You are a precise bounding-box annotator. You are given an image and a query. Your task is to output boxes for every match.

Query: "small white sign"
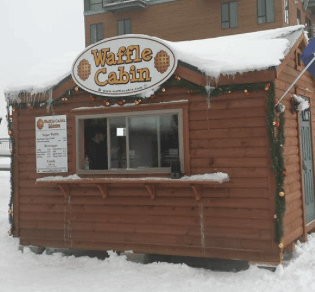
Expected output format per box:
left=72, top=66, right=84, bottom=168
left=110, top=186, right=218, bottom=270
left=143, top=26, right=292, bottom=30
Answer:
left=71, top=34, right=178, bottom=97
left=117, top=128, right=126, bottom=136
left=35, top=115, right=68, bottom=173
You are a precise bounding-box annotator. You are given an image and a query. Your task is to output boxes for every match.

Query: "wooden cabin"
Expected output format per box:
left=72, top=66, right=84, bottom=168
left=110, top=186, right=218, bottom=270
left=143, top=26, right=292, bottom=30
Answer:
left=5, top=25, right=315, bottom=265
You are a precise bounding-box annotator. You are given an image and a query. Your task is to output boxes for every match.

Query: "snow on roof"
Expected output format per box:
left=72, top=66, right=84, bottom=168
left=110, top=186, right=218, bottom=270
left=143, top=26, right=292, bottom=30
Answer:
left=167, top=25, right=304, bottom=78
left=4, top=51, right=80, bottom=103
left=4, top=25, right=305, bottom=102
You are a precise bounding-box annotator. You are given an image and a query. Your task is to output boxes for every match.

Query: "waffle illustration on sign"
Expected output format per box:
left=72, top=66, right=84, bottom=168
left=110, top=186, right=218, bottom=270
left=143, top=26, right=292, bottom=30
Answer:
left=77, top=59, right=91, bottom=81
left=37, top=119, right=44, bottom=130
left=154, top=50, right=170, bottom=74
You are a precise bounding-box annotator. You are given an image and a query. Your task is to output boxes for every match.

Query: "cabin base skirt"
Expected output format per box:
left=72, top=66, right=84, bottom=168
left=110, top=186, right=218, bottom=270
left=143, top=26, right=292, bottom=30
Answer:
left=19, top=237, right=282, bottom=265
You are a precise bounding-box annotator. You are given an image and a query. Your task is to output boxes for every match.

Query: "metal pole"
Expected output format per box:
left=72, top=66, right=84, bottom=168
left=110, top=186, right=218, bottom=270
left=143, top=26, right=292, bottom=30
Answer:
left=276, top=53, right=315, bottom=106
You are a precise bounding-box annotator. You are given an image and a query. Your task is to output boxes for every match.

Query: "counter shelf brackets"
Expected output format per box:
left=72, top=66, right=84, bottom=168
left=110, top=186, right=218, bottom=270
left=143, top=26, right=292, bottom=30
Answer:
left=36, top=178, right=228, bottom=201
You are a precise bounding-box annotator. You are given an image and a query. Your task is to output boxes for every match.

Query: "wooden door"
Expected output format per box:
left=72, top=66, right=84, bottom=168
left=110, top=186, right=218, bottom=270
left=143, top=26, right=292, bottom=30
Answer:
left=300, top=104, right=315, bottom=224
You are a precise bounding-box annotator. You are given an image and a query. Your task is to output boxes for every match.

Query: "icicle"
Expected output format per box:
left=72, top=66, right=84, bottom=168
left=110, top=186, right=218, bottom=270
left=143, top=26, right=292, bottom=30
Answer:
left=46, top=88, right=54, bottom=113
left=205, top=75, right=215, bottom=108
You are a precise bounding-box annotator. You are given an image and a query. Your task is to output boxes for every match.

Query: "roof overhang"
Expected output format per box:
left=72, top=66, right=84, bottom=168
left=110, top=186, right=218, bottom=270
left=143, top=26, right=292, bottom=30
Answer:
left=175, top=61, right=277, bottom=88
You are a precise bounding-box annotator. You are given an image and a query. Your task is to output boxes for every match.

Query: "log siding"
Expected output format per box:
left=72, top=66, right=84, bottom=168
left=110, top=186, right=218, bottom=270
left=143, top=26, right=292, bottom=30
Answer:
left=14, top=85, right=281, bottom=263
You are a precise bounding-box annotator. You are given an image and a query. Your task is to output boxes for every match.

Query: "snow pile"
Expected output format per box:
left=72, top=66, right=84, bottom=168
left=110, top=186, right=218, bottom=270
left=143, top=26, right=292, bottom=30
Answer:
left=277, top=102, right=286, bottom=113
left=292, top=94, right=310, bottom=111
left=37, top=174, right=81, bottom=181
left=180, top=172, right=229, bottom=183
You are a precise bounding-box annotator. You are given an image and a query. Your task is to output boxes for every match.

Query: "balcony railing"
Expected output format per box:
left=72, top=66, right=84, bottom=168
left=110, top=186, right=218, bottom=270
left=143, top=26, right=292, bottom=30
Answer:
left=103, top=0, right=147, bottom=13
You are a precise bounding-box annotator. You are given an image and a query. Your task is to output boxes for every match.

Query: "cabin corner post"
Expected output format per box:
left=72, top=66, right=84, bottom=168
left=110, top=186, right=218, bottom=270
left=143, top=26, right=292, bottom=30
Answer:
left=183, top=108, right=191, bottom=175
left=11, top=107, right=20, bottom=237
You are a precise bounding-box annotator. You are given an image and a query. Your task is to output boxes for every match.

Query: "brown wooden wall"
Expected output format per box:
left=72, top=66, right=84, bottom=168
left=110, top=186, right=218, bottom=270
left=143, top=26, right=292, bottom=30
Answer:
left=275, top=37, right=315, bottom=246
left=12, top=81, right=284, bottom=263
left=84, top=0, right=315, bottom=46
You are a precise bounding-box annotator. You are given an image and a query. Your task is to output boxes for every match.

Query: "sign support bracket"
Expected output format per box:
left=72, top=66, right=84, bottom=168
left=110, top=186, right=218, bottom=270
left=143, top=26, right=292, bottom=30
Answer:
left=276, top=53, right=315, bottom=106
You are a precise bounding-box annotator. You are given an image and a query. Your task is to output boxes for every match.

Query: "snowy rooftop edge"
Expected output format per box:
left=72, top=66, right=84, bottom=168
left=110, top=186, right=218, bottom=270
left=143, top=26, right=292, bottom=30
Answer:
left=4, top=25, right=305, bottom=99
left=36, top=173, right=230, bottom=183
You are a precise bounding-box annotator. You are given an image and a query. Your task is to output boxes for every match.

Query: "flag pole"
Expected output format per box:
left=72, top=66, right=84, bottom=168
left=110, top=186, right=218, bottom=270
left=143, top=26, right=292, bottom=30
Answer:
left=276, top=53, right=315, bottom=106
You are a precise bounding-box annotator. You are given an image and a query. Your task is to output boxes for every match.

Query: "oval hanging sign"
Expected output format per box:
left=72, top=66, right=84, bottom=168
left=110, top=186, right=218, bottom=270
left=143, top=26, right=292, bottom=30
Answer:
left=71, top=35, right=178, bottom=97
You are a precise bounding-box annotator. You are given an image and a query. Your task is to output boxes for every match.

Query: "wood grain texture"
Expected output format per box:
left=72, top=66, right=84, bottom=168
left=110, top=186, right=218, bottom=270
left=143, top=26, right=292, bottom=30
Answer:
left=11, top=62, right=290, bottom=263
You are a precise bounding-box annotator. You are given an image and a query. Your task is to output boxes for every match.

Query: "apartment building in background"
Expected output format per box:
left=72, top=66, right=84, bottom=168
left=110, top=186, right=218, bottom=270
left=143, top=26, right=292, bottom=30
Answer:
left=84, top=0, right=315, bottom=46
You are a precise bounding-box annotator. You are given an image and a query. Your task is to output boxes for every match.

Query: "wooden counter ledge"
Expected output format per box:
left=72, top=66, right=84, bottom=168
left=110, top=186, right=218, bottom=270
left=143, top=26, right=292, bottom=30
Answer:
left=36, top=176, right=229, bottom=202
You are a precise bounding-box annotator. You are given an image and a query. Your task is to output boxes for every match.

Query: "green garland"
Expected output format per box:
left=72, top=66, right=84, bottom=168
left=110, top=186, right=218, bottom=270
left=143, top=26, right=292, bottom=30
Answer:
left=7, top=78, right=285, bottom=244
left=7, top=75, right=208, bottom=109
left=266, top=82, right=286, bottom=244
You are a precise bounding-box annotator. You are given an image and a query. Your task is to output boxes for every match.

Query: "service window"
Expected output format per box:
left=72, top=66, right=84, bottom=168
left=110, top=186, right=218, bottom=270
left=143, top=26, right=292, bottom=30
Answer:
left=76, top=109, right=184, bottom=174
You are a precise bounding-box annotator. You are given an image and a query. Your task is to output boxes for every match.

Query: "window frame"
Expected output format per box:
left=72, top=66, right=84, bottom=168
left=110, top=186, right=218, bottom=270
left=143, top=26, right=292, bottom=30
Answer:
left=221, top=2, right=238, bottom=29
left=257, top=0, right=275, bottom=24
left=284, top=0, right=289, bottom=24
left=306, top=17, right=313, bottom=39
left=295, top=49, right=303, bottom=71
left=75, top=108, right=185, bottom=175
left=117, top=19, right=132, bottom=36
left=90, top=23, right=103, bottom=44
left=86, top=0, right=103, bottom=11
left=297, top=9, right=301, bottom=25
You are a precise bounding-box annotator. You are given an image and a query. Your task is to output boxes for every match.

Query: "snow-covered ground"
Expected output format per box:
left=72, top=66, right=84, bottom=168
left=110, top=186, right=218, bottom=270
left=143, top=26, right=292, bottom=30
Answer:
left=0, top=171, right=315, bottom=292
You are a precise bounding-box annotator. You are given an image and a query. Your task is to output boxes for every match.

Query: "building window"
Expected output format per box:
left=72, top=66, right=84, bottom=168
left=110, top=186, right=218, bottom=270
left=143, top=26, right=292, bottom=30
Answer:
left=85, top=0, right=103, bottom=11
left=221, top=2, right=238, bottom=29
left=306, top=17, right=313, bottom=39
left=297, top=53, right=301, bottom=67
left=297, top=9, right=301, bottom=25
left=118, top=19, right=131, bottom=35
left=284, top=0, right=289, bottom=24
left=257, top=0, right=275, bottom=24
left=90, top=23, right=103, bottom=44
left=76, top=109, right=183, bottom=173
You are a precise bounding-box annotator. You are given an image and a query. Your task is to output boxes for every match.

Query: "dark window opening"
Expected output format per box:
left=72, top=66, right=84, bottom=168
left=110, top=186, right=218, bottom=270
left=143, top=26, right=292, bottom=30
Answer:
left=296, top=52, right=301, bottom=67
left=306, top=17, right=313, bottom=39
left=85, top=0, right=103, bottom=11
left=84, top=118, right=108, bottom=170
left=90, top=23, right=103, bottom=44
left=221, top=2, right=238, bottom=29
left=118, top=19, right=131, bottom=35
left=284, top=0, right=289, bottom=24
left=297, top=9, right=301, bottom=25
left=257, top=0, right=274, bottom=24
left=82, top=114, right=179, bottom=171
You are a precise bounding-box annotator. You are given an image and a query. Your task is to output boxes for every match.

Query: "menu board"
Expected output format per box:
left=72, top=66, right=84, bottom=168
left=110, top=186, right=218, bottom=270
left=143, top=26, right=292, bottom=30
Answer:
left=35, top=115, right=68, bottom=173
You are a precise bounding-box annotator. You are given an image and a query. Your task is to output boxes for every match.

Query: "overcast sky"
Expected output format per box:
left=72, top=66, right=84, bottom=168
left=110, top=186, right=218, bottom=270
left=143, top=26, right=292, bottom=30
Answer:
left=0, top=0, right=85, bottom=136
